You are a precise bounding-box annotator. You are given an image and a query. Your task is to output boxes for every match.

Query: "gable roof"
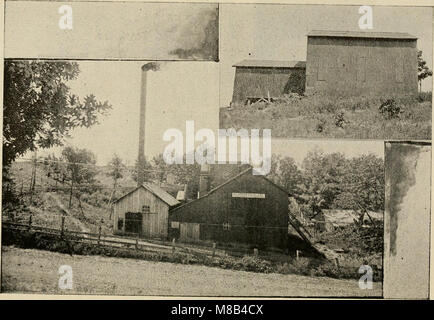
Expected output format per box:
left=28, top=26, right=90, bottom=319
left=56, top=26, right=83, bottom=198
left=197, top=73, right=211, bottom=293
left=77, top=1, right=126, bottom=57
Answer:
left=233, top=60, right=306, bottom=69
left=170, top=166, right=289, bottom=213
left=113, top=183, right=180, bottom=207
left=307, top=30, right=417, bottom=40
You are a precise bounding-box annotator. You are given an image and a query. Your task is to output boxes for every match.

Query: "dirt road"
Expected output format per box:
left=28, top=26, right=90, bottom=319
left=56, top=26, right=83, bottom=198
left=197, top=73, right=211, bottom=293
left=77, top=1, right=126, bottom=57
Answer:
left=1, top=246, right=382, bottom=297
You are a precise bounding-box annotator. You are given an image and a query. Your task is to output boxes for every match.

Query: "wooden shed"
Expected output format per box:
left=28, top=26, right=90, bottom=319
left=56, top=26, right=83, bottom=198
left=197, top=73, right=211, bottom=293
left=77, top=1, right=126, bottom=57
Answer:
left=231, top=60, right=306, bottom=104
left=169, top=167, right=289, bottom=250
left=113, top=183, right=180, bottom=239
left=305, top=30, right=418, bottom=96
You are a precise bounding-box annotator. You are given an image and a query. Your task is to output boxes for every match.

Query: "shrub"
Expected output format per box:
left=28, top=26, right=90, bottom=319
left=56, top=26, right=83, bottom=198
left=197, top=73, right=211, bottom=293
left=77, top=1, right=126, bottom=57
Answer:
left=334, top=111, right=347, bottom=128
left=315, top=118, right=327, bottom=133
left=379, top=99, right=402, bottom=119
left=418, top=91, right=432, bottom=103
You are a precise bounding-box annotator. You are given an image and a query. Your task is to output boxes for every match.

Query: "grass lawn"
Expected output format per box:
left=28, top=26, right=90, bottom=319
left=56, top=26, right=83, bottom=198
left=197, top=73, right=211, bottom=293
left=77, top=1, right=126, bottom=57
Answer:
left=1, top=246, right=382, bottom=297
left=220, top=94, right=432, bottom=139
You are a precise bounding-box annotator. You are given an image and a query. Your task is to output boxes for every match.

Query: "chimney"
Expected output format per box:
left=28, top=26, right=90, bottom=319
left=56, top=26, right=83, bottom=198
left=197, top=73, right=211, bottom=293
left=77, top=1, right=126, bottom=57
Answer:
left=137, top=62, right=160, bottom=187
left=198, top=164, right=211, bottom=198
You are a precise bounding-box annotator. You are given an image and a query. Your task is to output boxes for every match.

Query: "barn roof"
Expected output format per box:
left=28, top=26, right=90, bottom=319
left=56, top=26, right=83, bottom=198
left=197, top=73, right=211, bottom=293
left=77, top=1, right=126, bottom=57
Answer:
left=233, top=60, right=306, bottom=69
left=170, top=167, right=289, bottom=213
left=113, top=183, right=180, bottom=207
left=307, top=30, right=417, bottom=40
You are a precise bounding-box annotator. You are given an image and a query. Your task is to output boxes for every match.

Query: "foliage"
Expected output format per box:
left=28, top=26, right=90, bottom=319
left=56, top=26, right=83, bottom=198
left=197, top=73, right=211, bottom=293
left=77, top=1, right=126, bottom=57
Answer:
left=3, top=227, right=381, bottom=281
left=61, top=146, right=99, bottom=208
left=131, top=157, right=154, bottom=183
left=3, top=60, right=111, bottom=167
left=379, top=99, right=402, bottom=119
left=220, top=93, right=431, bottom=140
left=418, top=50, right=433, bottom=92
left=267, top=154, right=303, bottom=195
left=106, top=154, right=125, bottom=201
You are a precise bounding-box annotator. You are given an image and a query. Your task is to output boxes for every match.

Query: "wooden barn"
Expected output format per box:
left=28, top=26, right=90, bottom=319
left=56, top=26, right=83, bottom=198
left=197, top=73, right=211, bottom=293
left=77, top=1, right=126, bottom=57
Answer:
left=305, top=30, right=418, bottom=96
left=169, top=166, right=289, bottom=250
left=231, top=60, right=306, bottom=104
left=113, top=183, right=180, bottom=239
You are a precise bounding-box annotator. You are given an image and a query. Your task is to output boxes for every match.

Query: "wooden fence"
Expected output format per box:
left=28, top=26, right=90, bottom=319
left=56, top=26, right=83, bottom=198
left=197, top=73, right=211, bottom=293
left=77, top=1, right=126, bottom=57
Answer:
left=2, top=221, right=227, bottom=258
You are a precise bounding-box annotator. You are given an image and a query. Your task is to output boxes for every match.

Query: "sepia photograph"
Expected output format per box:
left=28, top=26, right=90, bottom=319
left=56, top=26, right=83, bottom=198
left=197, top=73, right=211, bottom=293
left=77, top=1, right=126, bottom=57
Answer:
left=0, top=0, right=432, bottom=304
left=219, top=4, right=433, bottom=140
left=2, top=58, right=385, bottom=297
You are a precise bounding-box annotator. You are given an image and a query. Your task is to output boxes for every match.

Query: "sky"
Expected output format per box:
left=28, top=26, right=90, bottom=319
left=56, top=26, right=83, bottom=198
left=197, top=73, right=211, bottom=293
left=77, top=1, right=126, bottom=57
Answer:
left=220, top=4, right=433, bottom=107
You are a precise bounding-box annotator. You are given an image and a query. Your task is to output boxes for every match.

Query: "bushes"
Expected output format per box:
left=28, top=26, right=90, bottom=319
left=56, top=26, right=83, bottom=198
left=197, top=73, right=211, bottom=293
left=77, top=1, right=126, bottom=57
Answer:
left=3, top=227, right=381, bottom=281
left=418, top=91, right=432, bottom=102
left=379, top=99, right=402, bottom=119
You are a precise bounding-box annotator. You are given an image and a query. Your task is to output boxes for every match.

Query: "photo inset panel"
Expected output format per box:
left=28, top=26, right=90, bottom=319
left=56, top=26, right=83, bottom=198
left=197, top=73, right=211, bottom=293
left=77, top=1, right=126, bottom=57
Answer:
left=384, top=141, right=431, bottom=299
left=5, top=1, right=218, bottom=61
left=219, top=4, right=432, bottom=140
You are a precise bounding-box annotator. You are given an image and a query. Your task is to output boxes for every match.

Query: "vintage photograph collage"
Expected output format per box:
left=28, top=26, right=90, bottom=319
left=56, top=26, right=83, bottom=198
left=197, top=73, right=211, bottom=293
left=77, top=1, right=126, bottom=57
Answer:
left=0, top=1, right=432, bottom=299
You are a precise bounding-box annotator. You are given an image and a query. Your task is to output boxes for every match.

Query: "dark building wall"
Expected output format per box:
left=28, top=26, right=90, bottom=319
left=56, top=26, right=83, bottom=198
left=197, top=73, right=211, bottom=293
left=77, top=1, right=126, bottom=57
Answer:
left=232, top=67, right=306, bottom=103
left=170, top=172, right=289, bottom=249
left=305, top=37, right=418, bottom=96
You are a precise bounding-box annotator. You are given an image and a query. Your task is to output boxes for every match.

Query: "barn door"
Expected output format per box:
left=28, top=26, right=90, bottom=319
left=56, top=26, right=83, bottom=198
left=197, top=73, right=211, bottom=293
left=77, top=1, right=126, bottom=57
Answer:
left=179, top=222, right=200, bottom=242
left=125, top=212, right=142, bottom=235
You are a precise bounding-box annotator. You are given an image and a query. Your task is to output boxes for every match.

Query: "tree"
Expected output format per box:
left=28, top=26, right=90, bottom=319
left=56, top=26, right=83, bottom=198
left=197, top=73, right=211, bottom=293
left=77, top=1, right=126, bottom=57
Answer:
left=418, top=50, right=433, bottom=93
left=333, top=154, right=384, bottom=213
left=61, top=147, right=98, bottom=209
left=107, top=154, right=125, bottom=201
left=301, top=149, right=347, bottom=211
left=3, top=61, right=111, bottom=167
left=131, top=157, right=154, bottom=184
left=267, top=154, right=303, bottom=195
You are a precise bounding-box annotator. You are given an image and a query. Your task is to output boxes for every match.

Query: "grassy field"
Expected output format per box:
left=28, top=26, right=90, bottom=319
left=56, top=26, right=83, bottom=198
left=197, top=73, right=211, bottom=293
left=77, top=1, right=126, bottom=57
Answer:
left=1, top=246, right=382, bottom=297
left=220, top=93, right=432, bottom=139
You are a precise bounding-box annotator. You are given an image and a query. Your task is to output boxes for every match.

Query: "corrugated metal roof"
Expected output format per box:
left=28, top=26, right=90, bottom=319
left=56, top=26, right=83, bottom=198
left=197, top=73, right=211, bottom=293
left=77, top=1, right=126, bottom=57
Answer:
left=233, top=60, right=306, bottom=68
left=143, top=183, right=180, bottom=207
left=307, top=30, right=417, bottom=40
left=113, top=183, right=180, bottom=207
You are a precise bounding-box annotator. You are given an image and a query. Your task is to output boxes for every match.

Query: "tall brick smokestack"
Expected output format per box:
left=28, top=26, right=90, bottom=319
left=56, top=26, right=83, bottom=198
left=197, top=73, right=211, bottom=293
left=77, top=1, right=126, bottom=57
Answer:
left=137, top=62, right=160, bottom=186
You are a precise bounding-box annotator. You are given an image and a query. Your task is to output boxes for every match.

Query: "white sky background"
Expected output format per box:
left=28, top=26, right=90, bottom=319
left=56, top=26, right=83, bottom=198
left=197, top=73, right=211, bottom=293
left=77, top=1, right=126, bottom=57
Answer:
left=220, top=4, right=433, bottom=107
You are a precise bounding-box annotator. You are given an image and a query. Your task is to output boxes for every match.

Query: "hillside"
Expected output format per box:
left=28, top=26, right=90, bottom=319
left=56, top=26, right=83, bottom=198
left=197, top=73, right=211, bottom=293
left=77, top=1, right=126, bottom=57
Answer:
left=4, top=160, right=139, bottom=234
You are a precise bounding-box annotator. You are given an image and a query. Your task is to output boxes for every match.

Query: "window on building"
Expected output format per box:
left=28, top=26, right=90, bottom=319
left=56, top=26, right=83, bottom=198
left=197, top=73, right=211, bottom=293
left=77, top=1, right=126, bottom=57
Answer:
left=223, top=222, right=231, bottom=231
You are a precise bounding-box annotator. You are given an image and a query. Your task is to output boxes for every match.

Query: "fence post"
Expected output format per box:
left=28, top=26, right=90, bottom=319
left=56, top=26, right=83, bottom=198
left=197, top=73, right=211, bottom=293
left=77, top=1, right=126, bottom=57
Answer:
left=97, top=225, right=102, bottom=246
left=135, top=236, right=139, bottom=251
left=28, top=214, right=32, bottom=230
left=61, top=215, right=65, bottom=236
left=172, top=238, right=176, bottom=253
left=212, top=242, right=216, bottom=257
left=296, top=250, right=300, bottom=260
left=253, top=248, right=258, bottom=257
